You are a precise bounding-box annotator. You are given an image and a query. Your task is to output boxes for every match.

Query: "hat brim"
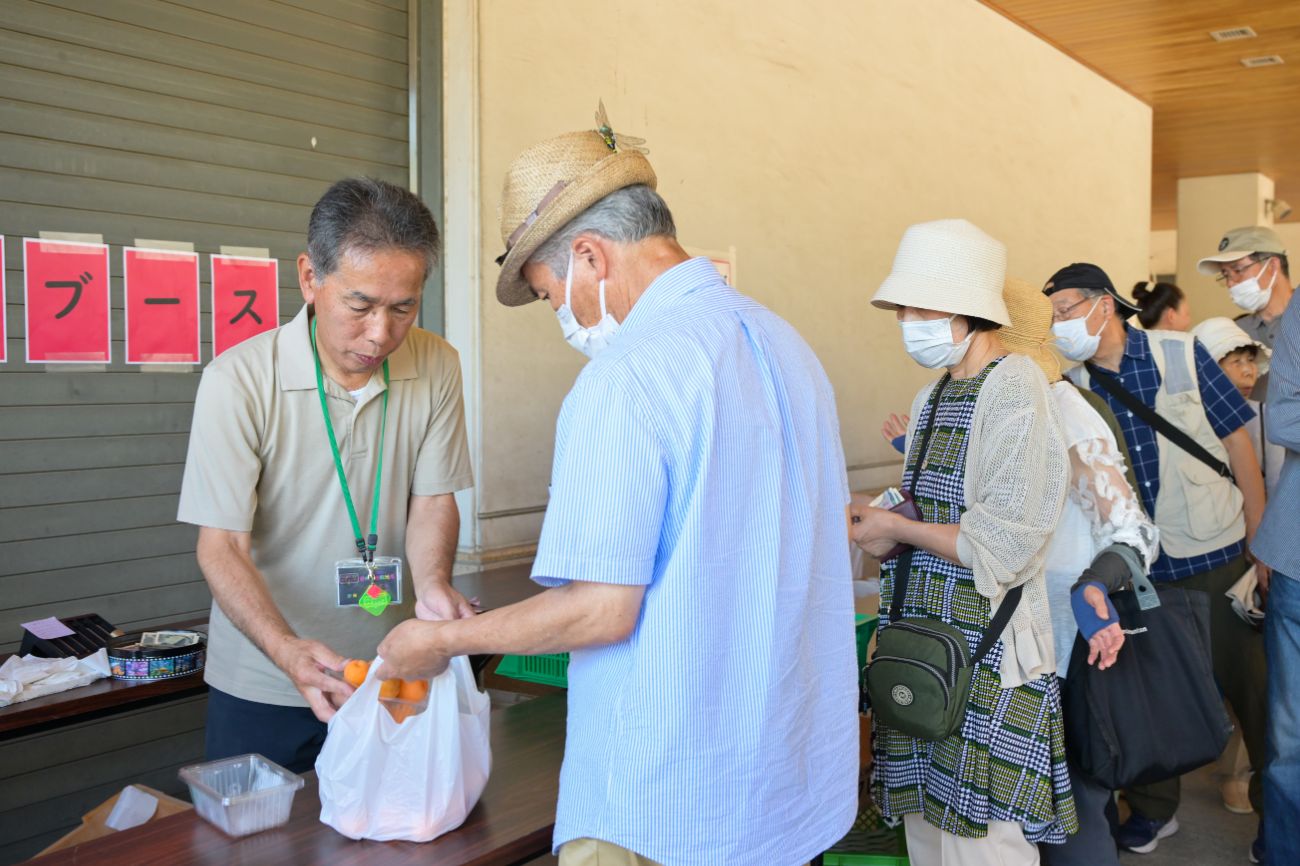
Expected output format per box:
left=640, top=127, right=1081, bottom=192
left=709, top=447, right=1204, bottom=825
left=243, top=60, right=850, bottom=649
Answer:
left=494, top=152, right=657, bottom=307
left=871, top=273, right=1012, bottom=326
left=1197, top=250, right=1258, bottom=276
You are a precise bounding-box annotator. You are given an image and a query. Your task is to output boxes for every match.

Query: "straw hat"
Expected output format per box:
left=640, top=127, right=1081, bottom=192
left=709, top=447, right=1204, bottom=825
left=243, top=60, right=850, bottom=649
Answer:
left=494, top=104, right=656, bottom=307
left=999, top=277, right=1062, bottom=383
left=1190, top=317, right=1271, bottom=375
left=870, top=219, right=1011, bottom=326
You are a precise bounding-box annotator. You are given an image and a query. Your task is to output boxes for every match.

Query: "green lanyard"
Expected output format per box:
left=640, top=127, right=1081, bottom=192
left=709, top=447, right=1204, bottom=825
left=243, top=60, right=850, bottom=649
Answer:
left=311, top=318, right=389, bottom=563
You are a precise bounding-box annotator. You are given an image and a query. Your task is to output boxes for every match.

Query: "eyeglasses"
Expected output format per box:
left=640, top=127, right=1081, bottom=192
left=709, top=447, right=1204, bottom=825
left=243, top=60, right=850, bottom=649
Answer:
left=1214, top=257, right=1264, bottom=284
left=1051, top=296, right=1095, bottom=323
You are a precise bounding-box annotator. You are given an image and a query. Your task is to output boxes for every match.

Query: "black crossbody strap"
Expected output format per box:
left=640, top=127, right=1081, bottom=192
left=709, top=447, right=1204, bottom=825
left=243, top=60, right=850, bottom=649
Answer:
left=888, top=374, right=949, bottom=624
left=1085, top=363, right=1234, bottom=482
left=973, top=584, right=1022, bottom=664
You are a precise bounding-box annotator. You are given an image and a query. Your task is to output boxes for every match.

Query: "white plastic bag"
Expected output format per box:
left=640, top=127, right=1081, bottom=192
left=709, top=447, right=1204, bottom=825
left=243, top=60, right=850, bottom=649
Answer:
left=316, top=655, right=491, bottom=841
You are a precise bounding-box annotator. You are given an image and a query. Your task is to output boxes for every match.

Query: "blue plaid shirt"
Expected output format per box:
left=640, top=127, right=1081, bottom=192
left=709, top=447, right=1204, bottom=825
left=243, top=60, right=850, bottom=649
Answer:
left=1072, top=326, right=1255, bottom=581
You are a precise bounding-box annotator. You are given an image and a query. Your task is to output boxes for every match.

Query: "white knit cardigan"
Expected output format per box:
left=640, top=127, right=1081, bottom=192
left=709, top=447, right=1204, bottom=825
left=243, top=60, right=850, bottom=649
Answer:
left=904, top=353, right=1069, bottom=688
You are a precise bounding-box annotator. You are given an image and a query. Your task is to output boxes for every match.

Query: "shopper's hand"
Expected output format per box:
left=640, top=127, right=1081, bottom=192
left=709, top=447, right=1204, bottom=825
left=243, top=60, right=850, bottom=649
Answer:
left=849, top=506, right=901, bottom=559
left=376, top=619, right=450, bottom=681
left=881, top=413, right=910, bottom=443
left=416, top=580, right=477, bottom=621
left=1082, top=585, right=1124, bottom=670
left=273, top=636, right=353, bottom=722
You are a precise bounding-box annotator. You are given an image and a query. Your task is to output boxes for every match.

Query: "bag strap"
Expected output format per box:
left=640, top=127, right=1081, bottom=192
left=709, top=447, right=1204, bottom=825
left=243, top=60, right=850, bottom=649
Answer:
left=888, top=374, right=949, bottom=624
left=886, top=373, right=1022, bottom=666
left=1085, top=362, right=1235, bottom=482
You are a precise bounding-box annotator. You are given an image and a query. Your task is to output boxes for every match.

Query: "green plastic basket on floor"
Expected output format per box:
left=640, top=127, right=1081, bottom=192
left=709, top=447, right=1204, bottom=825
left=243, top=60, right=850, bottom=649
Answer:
left=822, top=805, right=908, bottom=865
left=496, top=652, right=570, bottom=687
left=856, top=613, right=879, bottom=673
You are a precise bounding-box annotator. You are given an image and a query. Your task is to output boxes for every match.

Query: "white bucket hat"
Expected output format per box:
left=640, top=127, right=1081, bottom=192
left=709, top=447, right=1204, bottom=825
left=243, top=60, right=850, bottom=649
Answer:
left=871, top=219, right=1011, bottom=326
left=1190, top=316, right=1271, bottom=376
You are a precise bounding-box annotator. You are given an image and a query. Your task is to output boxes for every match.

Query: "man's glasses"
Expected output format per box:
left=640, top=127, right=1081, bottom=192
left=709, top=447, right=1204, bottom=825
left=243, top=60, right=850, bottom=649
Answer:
left=1214, top=257, right=1264, bottom=284
left=1051, top=296, right=1094, bottom=323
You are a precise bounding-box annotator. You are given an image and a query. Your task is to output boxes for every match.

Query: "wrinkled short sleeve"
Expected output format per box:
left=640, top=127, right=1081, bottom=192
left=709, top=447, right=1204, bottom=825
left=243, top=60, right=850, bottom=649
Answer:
left=531, top=373, right=669, bottom=588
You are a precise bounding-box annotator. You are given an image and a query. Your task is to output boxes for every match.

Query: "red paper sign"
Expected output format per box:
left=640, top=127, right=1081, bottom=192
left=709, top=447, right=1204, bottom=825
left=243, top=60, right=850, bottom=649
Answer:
left=124, top=247, right=201, bottom=364
left=211, top=255, right=279, bottom=357
left=24, top=238, right=111, bottom=363
left=0, top=236, right=7, bottom=363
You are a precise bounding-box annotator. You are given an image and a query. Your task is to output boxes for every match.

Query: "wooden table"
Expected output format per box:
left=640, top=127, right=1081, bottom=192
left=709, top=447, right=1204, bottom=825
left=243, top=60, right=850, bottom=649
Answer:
left=0, top=563, right=545, bottom=742
left=0, top=618, right=209, bottom=741
left=30, top=692, right=568, bottom=865
left=455, top=563, right=543, bottom=611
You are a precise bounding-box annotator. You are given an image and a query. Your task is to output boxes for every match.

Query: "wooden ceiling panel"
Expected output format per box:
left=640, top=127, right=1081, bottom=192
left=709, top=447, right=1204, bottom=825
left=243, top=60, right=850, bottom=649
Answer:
left=983, top=1, right=1300, bottom=229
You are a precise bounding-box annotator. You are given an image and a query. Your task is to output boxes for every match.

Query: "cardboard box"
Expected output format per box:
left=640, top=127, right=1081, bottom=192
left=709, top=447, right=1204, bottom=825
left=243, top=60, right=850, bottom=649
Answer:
left=37, top=784, right=192, bottom=855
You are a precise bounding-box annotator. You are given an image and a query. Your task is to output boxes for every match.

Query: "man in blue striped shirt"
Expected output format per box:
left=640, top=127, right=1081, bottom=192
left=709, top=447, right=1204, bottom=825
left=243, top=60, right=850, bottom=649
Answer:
left=379, top=113, right=857, bottom=865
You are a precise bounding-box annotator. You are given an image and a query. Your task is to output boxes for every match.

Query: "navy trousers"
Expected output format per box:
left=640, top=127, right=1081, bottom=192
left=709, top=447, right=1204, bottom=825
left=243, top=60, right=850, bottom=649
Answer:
left=204, top=686, right=328, bottom=774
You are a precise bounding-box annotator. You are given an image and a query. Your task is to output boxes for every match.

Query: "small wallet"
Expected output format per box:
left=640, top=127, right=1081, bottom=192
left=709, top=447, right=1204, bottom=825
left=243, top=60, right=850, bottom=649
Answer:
left=851, top=489, right=922, bottom=562
left=879, top=490, right=921, bottom=562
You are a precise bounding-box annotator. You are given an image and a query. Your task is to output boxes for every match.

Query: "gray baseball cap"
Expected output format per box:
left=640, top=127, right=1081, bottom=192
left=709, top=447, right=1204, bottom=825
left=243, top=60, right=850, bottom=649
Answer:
left=1197, top=226, right=1288, bottom=275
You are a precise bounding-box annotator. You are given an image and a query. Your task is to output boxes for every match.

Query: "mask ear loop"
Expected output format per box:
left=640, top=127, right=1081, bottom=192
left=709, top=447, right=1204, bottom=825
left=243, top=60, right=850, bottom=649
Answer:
left=564, top=249, right=576, bottom=309
left=598, top=277, right=608, bottom=319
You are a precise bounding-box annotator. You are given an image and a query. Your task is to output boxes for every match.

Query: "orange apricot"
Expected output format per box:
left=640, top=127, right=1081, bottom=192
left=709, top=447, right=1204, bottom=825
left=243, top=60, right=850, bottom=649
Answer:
left=378, top=678, right=401, bottom=699
left=342, top=659, right=369, bottom=688
left=397, top=679, right=429, bottom=702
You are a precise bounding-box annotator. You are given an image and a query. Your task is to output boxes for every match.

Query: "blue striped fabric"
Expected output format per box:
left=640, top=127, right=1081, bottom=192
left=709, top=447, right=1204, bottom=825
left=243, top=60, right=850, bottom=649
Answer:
left=531, top=257, right=858, bottom=865
left=1077, top=326, right=1254, bottom=581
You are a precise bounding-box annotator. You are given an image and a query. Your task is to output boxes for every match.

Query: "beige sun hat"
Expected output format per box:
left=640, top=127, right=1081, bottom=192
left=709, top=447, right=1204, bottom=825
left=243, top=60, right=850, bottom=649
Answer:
left=1196, top=225, right=1288, bottom=276
left=870, top=219, right=1011, bottom=326
left=998, top=277, right=1061, bottom=383
left=1190, top=316, right=1271, bottom=375
left=494, top=102, right=657, bottom=307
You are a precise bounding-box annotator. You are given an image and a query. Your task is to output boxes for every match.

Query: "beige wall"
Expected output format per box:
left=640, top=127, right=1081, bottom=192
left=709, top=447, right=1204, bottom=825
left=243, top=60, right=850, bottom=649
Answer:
left=449, top=0, right=1153, bottom=557
left=1175, top=173, right=1275, bottom=323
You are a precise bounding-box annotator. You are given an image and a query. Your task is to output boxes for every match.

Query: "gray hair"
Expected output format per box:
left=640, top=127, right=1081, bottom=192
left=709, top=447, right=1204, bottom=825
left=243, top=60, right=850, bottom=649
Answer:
left=529, top=184, right=676, bottom=279
left=307, top=177, right=441, bottom=279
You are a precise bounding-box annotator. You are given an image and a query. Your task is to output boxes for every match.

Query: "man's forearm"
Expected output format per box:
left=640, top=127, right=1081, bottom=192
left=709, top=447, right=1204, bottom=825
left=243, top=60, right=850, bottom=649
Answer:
left=1224, top=428, right=1266, bottom=538
left=406, top=493, right=461, bottom=595
left=196, top=529, right=298, bottom=666
left=432, top=582, right=644, bottom=657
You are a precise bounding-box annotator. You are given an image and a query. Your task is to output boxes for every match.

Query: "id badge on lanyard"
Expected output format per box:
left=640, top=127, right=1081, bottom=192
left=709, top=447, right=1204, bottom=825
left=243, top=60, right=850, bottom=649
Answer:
left=336, top=556, right=403, bottom=614
left=313, top=318, right=400, bottom=617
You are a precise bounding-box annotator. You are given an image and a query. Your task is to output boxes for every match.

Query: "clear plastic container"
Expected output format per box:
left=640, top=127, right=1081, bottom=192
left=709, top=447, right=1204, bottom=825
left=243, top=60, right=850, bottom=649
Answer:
left=179, top=753, right=304, bottom=837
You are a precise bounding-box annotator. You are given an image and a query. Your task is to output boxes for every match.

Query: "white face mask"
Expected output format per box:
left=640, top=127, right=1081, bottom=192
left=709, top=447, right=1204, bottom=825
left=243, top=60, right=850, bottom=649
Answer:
left=899, top=314, right=973, bottom=369
left=1228, top=259, right=1277, bottom=313
left=555, top=250, right=620, bottom=359
left=1051, top=297, right=1104, bottom=362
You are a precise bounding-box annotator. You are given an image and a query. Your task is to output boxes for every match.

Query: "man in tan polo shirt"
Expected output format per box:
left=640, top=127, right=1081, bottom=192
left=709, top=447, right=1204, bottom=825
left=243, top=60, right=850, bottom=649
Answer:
left=178, top=177, right=474, bottom=772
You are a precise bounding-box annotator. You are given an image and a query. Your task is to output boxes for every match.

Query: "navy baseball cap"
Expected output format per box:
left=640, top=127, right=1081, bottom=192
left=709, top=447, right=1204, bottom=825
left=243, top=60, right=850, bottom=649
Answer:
left=1043, top=262, right=1141, bottom=319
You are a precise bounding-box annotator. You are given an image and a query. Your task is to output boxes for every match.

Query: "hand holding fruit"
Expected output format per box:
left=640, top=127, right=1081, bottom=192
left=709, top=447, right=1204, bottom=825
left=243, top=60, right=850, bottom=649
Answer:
left=376, top=618, right=451, bottom=681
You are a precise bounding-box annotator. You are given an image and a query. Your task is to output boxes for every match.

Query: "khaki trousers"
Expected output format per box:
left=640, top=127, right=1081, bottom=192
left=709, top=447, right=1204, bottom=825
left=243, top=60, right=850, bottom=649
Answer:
left=904, top=814, right=1040, bottom=866
left=557, top=837, right=812, bottom=866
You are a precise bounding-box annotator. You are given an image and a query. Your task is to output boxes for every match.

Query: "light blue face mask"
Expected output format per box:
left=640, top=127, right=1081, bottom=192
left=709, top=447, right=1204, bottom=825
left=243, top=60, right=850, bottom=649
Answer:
left=555, top=250, right=620, bottom=359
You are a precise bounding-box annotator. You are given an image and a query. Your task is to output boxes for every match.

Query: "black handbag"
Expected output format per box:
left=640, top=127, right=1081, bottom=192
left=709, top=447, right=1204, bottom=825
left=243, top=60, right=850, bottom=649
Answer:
left=1063, top=585, right=1232, bottom=790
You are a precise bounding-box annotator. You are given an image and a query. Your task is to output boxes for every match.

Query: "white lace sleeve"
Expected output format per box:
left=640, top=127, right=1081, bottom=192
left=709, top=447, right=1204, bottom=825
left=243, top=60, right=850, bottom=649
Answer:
left=1056, top=386, right=1159, bottom=567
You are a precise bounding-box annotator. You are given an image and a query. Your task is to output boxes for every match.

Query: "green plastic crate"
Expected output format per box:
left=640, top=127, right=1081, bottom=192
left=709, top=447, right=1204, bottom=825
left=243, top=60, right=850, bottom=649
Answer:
left=496, top=652, right=569, bottom=687
left=856, top=613, right=880, bottom=672
left=823, top=808, right=908, bottom=866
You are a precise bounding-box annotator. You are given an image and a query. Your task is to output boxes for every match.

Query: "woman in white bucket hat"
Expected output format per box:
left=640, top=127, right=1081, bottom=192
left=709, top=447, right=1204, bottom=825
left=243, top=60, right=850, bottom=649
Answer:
left=851, top=219, right=1077, bottom=865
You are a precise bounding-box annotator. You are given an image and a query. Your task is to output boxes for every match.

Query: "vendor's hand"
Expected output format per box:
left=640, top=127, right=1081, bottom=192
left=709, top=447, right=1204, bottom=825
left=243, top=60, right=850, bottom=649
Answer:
left=416, top=580, right=477, bottom=621
left=881, top=413, right=909, bottom=443
left=272, top=636, right=353, bottom=722
left=376, top=619, right=450, bottom=681
left=849, top=505, right=902, bottom=559
left=1082, top=585, right=1124, bottom=670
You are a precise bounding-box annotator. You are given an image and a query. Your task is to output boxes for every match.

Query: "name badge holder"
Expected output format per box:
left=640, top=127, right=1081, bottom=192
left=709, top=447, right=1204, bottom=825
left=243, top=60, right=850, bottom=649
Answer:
left=336, top=556, right=403, bottom=614
left=313, top=318, right=399, bottom=617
